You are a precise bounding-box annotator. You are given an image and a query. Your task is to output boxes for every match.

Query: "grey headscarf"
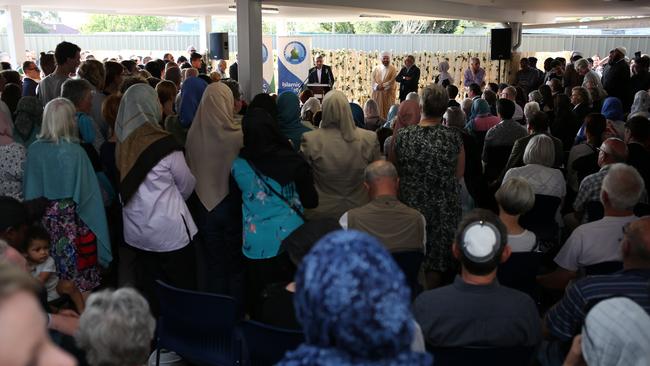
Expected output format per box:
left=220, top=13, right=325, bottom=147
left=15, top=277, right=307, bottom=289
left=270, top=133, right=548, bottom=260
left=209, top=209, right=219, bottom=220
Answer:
left=115, top=84, right=162, bottom=142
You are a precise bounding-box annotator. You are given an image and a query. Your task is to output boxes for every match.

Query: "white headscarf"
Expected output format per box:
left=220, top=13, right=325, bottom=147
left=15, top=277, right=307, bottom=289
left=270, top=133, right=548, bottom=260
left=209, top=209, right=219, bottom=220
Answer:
left=321, top=90, right=357, bottom=142
left=582, top=297, right=650, bottom=366
left=301, top=97, right=321, bottom=121
left=630, top=90, right=650, bottom=117
left=115, top=84, right=162, bottom=142
left=380, top=51, right=391, bottom=60
left=437, top=60, right=454, bottom=85
left=185, top=82, right=243, bottom=211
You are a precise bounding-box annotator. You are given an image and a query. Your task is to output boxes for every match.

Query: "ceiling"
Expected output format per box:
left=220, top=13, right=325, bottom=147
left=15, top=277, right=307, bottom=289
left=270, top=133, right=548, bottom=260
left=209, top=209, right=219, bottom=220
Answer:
left=4, top=0, right=650, bottom=24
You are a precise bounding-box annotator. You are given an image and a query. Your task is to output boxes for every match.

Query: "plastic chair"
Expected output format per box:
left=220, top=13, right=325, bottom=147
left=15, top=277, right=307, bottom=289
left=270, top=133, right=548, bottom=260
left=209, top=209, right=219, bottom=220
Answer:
left=155, top=280, right=242, bottom=366
left=391, top=251, right=424, bottom=299
left=239, top=320, right=304, bottom=366
left=428, top=346, right=536, bottom=366
left=519, top=194, right=561, bottom=245
left=584, top=261, right=623, bottom=276
left=497, top=251, right=543, bottom=297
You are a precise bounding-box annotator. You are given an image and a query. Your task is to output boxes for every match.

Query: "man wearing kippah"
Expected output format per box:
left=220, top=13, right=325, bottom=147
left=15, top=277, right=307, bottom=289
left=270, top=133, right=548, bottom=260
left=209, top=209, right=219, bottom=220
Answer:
left=413, top=209, right=542, bottom=348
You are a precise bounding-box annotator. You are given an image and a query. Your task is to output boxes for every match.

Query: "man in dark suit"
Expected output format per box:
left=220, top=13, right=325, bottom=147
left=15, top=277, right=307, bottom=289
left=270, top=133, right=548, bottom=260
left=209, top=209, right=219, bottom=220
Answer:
left=229, top=61, right=238, bottom=81
left=308, top=55, right=334, bottom=87
left=395, top=55, right=420, bottom=102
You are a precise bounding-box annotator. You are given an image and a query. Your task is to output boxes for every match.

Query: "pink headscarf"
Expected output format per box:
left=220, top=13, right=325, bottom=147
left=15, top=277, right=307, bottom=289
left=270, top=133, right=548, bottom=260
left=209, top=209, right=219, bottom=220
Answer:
left=389, top=100, right=421, bottom=161
left=0, top=112, right=14, bottom=145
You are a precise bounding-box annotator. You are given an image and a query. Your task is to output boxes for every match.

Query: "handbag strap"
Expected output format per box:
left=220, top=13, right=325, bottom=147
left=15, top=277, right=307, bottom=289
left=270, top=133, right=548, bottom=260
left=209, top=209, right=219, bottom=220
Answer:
left=246, top=160, right=307, bottom=221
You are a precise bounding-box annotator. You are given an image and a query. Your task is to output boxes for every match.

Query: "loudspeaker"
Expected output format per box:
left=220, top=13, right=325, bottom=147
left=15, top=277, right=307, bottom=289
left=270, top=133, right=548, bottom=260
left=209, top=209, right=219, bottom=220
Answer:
left=490, top=28, right=512, bottom=60
left=209, top=32, right=229, bottom=60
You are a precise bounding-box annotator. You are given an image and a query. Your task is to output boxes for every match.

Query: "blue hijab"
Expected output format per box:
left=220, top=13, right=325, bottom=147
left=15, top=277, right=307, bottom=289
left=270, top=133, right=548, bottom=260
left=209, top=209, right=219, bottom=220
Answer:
left=277, top=92, right=311, bottom=151
left=349, top=103, right=365, bottom=128
left=278, top=230, right=431, bottom=366
left=179, top=77, right=208, bottom=127
left=601, top=97, right=624, bottom=121
left=466, top=98, right=491, bottom=131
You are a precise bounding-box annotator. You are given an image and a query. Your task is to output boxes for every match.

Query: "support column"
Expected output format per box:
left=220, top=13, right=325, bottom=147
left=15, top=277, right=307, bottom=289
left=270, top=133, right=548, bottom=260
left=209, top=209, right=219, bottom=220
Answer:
left=5, top=5, right=26, bottom=69
left=503, top=21, right=523, bottom=84
left=198, top=15, right=212, bottom=55
left=236, top=0, right=263, bottom=101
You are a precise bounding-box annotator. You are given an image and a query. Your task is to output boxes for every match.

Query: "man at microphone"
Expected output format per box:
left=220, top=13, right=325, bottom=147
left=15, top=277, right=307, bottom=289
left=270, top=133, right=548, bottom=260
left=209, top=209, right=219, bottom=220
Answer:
left=308, top=55, right=335, bottom=87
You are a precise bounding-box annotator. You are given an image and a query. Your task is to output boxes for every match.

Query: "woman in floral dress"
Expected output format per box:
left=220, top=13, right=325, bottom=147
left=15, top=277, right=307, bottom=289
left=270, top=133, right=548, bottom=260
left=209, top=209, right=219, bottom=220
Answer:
left=395, top=84, right=465, bottom=289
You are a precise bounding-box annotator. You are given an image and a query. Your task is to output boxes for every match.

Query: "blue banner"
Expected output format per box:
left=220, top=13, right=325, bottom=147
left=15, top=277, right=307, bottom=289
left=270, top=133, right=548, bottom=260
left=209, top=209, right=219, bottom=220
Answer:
left=277, top=36, right=312, bottom=95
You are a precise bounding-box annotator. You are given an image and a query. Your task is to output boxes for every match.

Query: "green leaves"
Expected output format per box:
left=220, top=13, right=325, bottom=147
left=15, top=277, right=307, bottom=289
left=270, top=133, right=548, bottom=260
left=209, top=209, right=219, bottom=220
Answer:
left=81, top=15, right=167, bottom=33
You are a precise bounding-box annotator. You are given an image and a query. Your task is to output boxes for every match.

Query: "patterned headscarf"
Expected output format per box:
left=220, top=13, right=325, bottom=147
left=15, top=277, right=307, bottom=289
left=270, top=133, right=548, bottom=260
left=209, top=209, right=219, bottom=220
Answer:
left=278, top=230, right=431, bottom=366
left=12, top=96, right=43, bottom=146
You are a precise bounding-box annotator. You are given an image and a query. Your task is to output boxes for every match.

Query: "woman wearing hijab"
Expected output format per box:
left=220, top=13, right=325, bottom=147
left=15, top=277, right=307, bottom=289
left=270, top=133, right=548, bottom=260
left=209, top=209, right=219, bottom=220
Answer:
left=0, top=111, right=26, bottom=200
left=382, top=104, right=400, bottom=128
left=435, top=60, right=454, bottom=87
left=300, top=97, right=320, bottom=128
left=178, top=76, right=208, bottom=128
left=277, top=230, right=431, bottom=366
left=363, top=99, right=385, bottom=131
left=601, top=97, right=625, bottom=139
left=465, top=98, right=499, bottom=134
left=231, top=107, right=318, bottom=312
left=248, top=93, right=279, bottom=123
left=11, top=97, right=43, bottom=148
left=385, top=99, right=420, bottom=159
left=23, top=98, right=111, bottom=295
left=115, top=84, right=197, bottom=311
left=301, top=90, right=381, bottom=220
left=350, top=102, right=365, bottom=128
left=630, top=90, right=650, bottom=117
left=185, top=82, right=244, bottom=297
left=277, top=91, right=312, bottom=150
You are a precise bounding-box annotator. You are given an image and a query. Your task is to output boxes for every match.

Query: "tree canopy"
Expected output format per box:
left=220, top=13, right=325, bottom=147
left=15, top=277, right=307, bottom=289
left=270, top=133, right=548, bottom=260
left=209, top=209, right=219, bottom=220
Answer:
left=81, top=15, right=167, bottom=33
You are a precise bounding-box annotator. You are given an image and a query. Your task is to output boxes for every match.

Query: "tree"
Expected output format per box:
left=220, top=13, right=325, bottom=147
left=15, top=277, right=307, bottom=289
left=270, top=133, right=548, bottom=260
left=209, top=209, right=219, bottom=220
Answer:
left=81, top=15, right=167, bottom=33
left=320, top=22, right=356, bottom=34
left=23, top=19, right=49, bottom=33
left=316, top=20, right=459, bottom=34
left=23, top=10, right=60, bottom=24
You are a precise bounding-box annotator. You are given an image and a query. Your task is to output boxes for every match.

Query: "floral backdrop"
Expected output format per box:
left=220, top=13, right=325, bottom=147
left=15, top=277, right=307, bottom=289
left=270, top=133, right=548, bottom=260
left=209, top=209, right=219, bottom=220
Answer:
left=311, top=49, right=567, bottom=105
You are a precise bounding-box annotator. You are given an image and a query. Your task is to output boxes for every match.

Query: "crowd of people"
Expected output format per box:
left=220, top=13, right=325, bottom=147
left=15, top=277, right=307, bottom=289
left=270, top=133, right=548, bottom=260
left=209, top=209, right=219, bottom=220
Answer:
left=1, top=39, right=650, bottom=366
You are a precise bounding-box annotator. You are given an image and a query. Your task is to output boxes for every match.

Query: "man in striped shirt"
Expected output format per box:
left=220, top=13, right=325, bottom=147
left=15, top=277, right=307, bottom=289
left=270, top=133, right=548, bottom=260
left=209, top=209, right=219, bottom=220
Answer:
left=545, top=216, right=650, bottom=342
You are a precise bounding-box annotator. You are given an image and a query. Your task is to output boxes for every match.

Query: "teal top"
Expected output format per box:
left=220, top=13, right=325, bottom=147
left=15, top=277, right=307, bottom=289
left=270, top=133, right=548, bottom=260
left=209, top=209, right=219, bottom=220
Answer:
left=23, top=140, right=112, bottom=267
left=231, top=157, right=304, bottom=259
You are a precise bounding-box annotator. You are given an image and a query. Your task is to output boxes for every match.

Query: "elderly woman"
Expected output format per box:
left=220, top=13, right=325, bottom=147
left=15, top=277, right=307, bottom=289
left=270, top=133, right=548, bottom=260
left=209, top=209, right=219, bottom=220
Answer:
left=277, top=91, right=311, bottom=150
left=363, top=98, right=385, bottom=131
left=301, top=90, right=381, bottom=220
left=524, top=101, right=540, bottom=123
left=385, top=99, right=420, bottom=159
left=23, top=98, right=111, bottom=295
left=300, top=96, right=320, bottom=128
left=0, top=112, right=25, bottom=200
left=76, top=288, right=155, bottom=366
left=495, top=177, right=537, bottom=252
left=185, top=82, right=243, bottom=297
left=395, top=84, right=465, bottom=288
left=0, top=262, right=76, bottom=366
left=277, top=230, right=431, bottom=365
left=116, top=84, right=197, bottom=311
left=435, top=60, right=454, bottom=86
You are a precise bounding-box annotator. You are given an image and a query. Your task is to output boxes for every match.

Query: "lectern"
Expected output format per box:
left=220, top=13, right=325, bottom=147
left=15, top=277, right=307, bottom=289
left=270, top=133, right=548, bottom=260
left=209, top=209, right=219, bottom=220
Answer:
left=306, top=83, right=331, bottom=102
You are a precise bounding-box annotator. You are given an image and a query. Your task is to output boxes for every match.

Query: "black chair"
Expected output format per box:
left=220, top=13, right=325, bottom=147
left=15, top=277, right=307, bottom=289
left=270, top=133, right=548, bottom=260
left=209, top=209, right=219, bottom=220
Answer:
left=391, top=251, right=424, bottom=299
left=519, top=194, right=561, bottom=249
left=428, top=346, right=536, bottom=366
left=584, top=261, right=623, bottom=276
left=240, top=320, right=304, bottom=366
left=497, top=251, right=543, bottom=297
left=483, top=145, right=514, bottom=184
left=155, top=280, right=242, bottom=366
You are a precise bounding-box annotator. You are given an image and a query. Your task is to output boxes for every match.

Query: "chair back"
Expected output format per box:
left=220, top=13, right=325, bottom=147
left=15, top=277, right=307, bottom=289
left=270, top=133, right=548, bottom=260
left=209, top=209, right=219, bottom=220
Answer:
left=484, top=145, right=514, bottom=183
left=155, top=280, right=242, bottom=366
left=391, top=251, right=424, bottom=299
left=240, top=320, right=304, bottom=366
left=519, top=194, right=561, bottom=243
left=584, top=261, right=623, bottom=276
left=497, top=251, right=543, bottom=297
left=429, top=346, right=535, bottom=366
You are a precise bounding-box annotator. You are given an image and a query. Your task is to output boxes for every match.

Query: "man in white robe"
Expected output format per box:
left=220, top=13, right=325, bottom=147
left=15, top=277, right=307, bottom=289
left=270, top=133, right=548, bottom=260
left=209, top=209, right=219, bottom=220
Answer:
left=371, top=51, right=399, bottom=119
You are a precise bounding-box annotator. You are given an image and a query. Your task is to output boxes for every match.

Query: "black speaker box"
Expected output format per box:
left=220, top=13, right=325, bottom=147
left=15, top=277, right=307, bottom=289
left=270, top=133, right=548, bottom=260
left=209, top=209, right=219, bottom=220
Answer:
left=491, top=28, right=512, bottom=60
left=209, top=32, right=229, bottom=60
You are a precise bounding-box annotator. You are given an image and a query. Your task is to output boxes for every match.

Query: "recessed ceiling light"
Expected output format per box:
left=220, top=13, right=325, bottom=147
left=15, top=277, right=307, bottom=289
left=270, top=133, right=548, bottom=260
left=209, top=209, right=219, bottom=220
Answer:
left=228, top=5, right=279, bottom=14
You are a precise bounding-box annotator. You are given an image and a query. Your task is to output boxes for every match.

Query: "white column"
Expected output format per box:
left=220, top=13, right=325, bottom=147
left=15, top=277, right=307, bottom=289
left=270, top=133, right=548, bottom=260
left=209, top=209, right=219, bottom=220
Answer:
left=236, top=0, right=263, bottom=101
left=198, top=15, right=212, bottom=55
left=5, top=5, right=26, bottom=68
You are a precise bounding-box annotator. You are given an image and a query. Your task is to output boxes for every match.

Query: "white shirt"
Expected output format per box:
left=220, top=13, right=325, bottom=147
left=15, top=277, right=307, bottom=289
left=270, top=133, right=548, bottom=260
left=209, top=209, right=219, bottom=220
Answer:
left=123, top=151, right=198, bottom=252
left=508, top=230, right=537, bottom=253
left=503, top=164, right=566, bottom=199
left=554, top=215, right=637, bottom=271
left=513, top=103, right=524, bottom=122
left=31, top=257, right=59, bottom=301
left=316, top=68, right=322, bottom=83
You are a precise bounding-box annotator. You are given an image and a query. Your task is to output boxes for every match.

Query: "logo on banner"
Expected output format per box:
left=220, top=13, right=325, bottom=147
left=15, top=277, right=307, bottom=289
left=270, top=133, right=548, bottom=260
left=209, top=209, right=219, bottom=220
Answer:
left=262, top=44, right=269, bottom=63
left=283, top=41, right=307, bottom=65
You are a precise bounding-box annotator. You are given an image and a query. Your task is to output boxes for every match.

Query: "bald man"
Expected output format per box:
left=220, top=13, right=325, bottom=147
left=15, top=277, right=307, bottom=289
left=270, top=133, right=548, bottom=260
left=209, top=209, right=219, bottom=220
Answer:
left=371, top=52, right=398, bottom=119
left=545, top=216, right=650, bottom=342
left=570, top=137, right=633, bottom=225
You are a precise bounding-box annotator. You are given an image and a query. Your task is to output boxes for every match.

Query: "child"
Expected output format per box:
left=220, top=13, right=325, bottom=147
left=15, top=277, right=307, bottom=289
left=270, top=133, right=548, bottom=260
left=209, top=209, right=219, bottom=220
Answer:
left=22, top=225, right=85, bottom=313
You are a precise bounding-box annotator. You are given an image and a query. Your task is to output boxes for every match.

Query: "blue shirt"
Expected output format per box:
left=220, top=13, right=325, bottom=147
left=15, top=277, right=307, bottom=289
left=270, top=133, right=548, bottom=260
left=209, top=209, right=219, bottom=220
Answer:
left=231, top=157, right=304, bottom=259
left=76, top=112, right=95, bottom=145
left=546, top=269, right=650, bottom=341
